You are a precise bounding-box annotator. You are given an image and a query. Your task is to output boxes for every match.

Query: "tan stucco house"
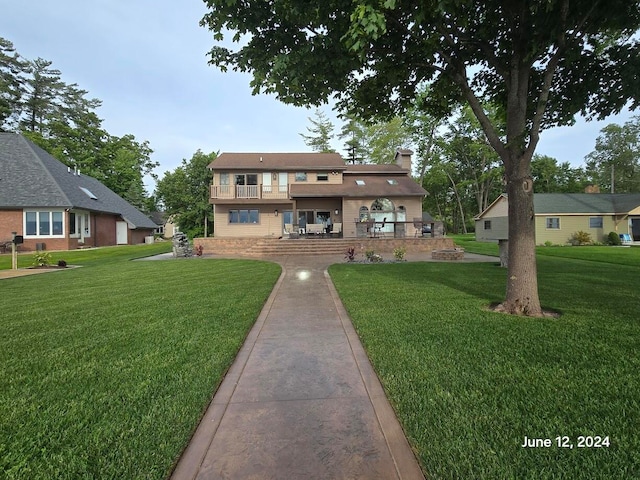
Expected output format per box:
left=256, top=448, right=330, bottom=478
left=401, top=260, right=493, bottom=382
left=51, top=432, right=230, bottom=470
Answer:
left=0, top=133, right=158, bottom=251
left=208, top=149, right=427, bottom=239
left=476, top=193, right=640, bottom=244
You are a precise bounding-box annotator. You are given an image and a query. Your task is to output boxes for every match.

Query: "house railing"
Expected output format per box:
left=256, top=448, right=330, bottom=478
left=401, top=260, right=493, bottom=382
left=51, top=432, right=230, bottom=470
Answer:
left=211, top=184, right=289, bottom=200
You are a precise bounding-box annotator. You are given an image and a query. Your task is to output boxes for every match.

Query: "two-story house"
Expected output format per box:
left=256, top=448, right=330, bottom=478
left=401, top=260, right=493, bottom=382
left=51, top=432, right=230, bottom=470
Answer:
left=208, top=149, right=427, bottom=239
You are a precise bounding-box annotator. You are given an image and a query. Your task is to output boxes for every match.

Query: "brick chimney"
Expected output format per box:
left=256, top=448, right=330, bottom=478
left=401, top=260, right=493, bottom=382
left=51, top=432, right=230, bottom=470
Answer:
left=394, top=149, right=413, bottom=171
left=585, top=184, right=600, bottom=193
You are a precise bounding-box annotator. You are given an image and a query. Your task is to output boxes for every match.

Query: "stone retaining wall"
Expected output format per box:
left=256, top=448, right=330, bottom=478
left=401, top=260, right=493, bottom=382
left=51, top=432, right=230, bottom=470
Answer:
left=431, top=248, right=465, bottom=260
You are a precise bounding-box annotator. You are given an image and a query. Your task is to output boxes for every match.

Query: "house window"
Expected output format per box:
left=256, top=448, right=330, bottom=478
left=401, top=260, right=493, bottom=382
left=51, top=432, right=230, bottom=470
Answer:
left=359, top=206, right=369, bottom=220
left=589, top=217, right=603, bottom=228
left=229, top=209, right=259, bottom=224
left=317, top=173, right=328, bottom=181
left=546, top=217, right=560, bottom=229
left=24, top=210, right=65, bottom=237
left=295, top=172, right=307, bottom=182
left=484, top=220, right=492, bottom=230
left=220, top=173, right=230, bottom=185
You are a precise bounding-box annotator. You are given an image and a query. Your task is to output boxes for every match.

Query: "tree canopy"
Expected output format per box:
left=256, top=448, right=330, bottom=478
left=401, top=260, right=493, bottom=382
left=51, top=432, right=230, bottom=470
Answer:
left=203, top=0, right=640, bottom=316
left=0, top=37, right=158, bottom=209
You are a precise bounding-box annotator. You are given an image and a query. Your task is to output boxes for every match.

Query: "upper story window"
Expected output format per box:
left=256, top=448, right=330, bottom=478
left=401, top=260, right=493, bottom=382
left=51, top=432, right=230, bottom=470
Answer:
left=317, top=173, right=328, bottom=181
left=235, top=173, right=258, bottom=185
left=220, top=173, right=230, bottom=185
left=295, top=172, right=307, bottom=182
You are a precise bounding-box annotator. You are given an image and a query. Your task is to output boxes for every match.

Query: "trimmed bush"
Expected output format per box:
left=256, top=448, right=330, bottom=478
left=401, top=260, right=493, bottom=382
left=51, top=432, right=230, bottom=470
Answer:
left=607, top=231, right=622, bottom=246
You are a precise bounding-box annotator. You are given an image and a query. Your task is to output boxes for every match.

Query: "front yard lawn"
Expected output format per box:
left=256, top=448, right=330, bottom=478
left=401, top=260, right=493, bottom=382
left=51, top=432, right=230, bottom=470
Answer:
left=1, top=253, right=281, bottom=479
left=329, top=253, right=640, bottom=478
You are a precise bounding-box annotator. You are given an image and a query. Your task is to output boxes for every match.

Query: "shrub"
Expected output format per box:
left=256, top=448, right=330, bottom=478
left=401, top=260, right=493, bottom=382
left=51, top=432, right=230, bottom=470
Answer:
left=393, top=247, right=406, bottom=261
left=57, top=260, right=67, bottom=268
left=570, top=231, right=592, bottom=246
left=607, top=231, right=622, bottom=246
left=365, top=250, right=383, bottom=262
left=544, top=240, right=554, bottom=247
left=32, top=252, right=52, bottom=267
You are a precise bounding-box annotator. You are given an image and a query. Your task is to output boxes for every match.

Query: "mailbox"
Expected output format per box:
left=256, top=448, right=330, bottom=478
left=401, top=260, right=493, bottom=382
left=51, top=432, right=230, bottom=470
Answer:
left=12, top=235, right=24, bottom=245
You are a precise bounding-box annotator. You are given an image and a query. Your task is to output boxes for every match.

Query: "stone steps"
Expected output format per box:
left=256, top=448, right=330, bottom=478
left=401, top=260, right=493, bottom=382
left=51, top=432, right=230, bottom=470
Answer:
left=195, top=236, right=455, bottom=257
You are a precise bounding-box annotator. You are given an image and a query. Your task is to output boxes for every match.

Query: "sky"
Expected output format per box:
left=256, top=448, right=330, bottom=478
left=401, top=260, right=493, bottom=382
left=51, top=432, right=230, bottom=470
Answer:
left=2, top=0, right=636, bottom=193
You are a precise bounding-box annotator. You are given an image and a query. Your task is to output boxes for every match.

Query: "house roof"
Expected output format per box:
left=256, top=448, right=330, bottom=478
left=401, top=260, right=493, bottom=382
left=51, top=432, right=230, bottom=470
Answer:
left=209, top=152, right=347, bottom=171
left=476, top=192, right=640, bottom=218
left=344, top=163, right=408, bottom=174
left=290, top=174, right=427, bottom=198
left=0, top=133, right=158, bottom=229
left=533, top=193, right=640, bottom=214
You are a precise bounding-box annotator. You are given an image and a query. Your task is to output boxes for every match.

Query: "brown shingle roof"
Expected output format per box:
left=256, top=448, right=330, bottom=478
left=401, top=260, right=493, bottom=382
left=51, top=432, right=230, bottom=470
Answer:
left=344, top=163, right=406, bottom=173
left=209, top=152, right=346, bottom=171
left=290, top=175, right=427, bottom=198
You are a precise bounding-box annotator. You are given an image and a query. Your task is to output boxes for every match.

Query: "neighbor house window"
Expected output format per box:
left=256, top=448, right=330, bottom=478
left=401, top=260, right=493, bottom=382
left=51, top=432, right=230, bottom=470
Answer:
left=229, top=209, right=259, bottom=224
left=317, top=173, right=328, bottom=181
left=589, top=217, right=603, bottom=228
left=546, top=217, right=560, bottom=229
left=484, top=220, right=492, bottom=230
left=24, top=210, right=64, bottom=237
left=295, top=172, right=307, bottom=182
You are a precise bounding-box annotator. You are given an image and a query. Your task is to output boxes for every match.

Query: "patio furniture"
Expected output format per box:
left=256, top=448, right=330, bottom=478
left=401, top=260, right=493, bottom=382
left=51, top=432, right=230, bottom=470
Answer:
left=374, top=217, right=387, bottom=237
left=306, top=223, right=325, bottom=236
left=330, top=222, right=342, bottom=237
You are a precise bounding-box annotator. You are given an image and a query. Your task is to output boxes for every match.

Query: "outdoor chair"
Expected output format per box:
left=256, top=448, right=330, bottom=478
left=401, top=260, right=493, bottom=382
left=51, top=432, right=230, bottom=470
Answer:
left=374, top=217, right=387, bottom=237
left=330, top=222, right=342, bottom=237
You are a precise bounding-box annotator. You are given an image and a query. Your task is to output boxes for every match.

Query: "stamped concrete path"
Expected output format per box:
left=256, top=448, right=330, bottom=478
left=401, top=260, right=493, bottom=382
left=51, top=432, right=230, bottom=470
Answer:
left=170, top=253, right=427, bottom=480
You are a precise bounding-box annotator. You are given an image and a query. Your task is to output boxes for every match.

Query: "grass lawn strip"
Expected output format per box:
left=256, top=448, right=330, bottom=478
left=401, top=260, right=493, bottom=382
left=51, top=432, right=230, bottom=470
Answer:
left=0, top=251, right=281, bottom=479
left=329, top=254, right=640, bottom=478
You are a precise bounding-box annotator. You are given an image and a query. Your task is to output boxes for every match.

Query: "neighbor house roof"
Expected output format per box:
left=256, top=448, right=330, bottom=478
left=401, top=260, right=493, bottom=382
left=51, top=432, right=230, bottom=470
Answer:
left=533, top=193, right=640, bottom=214
left=0, top=133, right=158, bottom=229
left=209, top=152, right=347, bottom=171
left=476, top=193, right=640, bottom=219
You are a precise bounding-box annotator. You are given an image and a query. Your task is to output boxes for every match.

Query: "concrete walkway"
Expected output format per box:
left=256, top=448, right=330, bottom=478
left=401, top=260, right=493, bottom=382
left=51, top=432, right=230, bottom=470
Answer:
left=170, top=254, right=428, bottom=480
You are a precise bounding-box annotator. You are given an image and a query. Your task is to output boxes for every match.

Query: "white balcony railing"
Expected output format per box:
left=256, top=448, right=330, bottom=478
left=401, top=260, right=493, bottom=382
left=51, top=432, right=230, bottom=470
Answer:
left=211, top=184, right=289, bottom=200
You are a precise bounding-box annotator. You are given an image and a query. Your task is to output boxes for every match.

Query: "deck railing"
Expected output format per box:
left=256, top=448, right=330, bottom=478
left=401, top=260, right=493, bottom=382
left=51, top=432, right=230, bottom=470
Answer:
left=211, top=184, right=289, bottom=199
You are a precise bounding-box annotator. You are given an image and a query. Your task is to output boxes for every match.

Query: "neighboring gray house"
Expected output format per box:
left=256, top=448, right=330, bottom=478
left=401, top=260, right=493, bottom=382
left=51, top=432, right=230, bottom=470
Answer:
left=0, top=132, right=158, bottom=251
left=476, top=193, right=640, bottom=244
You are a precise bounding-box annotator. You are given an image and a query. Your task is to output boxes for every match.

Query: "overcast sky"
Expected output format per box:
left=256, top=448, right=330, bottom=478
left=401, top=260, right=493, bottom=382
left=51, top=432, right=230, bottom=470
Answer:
left=2, top=0, right=636, bottom=192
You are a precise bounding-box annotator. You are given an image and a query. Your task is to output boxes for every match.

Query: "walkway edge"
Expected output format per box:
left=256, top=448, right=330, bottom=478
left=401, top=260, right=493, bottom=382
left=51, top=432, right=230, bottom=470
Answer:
left=324, top=270, right=425, bottom=480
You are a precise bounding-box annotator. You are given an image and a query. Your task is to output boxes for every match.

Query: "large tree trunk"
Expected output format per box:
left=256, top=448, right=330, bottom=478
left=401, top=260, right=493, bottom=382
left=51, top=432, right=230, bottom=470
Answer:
left=502, top=160, right=543, bottom=316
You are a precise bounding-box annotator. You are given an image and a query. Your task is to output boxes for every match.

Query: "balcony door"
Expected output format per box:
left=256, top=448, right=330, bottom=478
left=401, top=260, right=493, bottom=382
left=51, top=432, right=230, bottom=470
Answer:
left=235, top=173, right=259, bottom=198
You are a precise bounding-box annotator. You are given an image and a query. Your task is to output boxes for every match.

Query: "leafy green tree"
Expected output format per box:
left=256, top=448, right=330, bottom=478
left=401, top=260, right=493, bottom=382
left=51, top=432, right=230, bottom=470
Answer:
left=300, top=109, right=336, bottom=152
left=203, top=0, right=640, bottom=316
left=585, top=117, right=640, bottom=193
left=155, top=150, right=216, bottom=238
left=531, top=154, right=586, bottom=193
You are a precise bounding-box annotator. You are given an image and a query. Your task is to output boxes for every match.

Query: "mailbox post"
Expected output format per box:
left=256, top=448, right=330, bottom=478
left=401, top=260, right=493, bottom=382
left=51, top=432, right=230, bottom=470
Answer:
left=11, top=232, right=23, bottom=270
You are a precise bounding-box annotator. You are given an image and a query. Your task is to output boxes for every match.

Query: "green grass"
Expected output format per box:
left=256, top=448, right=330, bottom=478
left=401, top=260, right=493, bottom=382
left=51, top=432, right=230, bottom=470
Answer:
left=0, top=242, right=173, bottom=270
left=329, top=252, right=640, bottom=478
left=1, top=248, right=281, bottom=479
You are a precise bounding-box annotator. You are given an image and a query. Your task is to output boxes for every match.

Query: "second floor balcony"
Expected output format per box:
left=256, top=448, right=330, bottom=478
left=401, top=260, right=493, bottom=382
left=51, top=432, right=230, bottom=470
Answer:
left=211, top=184, right=290, bottom=200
